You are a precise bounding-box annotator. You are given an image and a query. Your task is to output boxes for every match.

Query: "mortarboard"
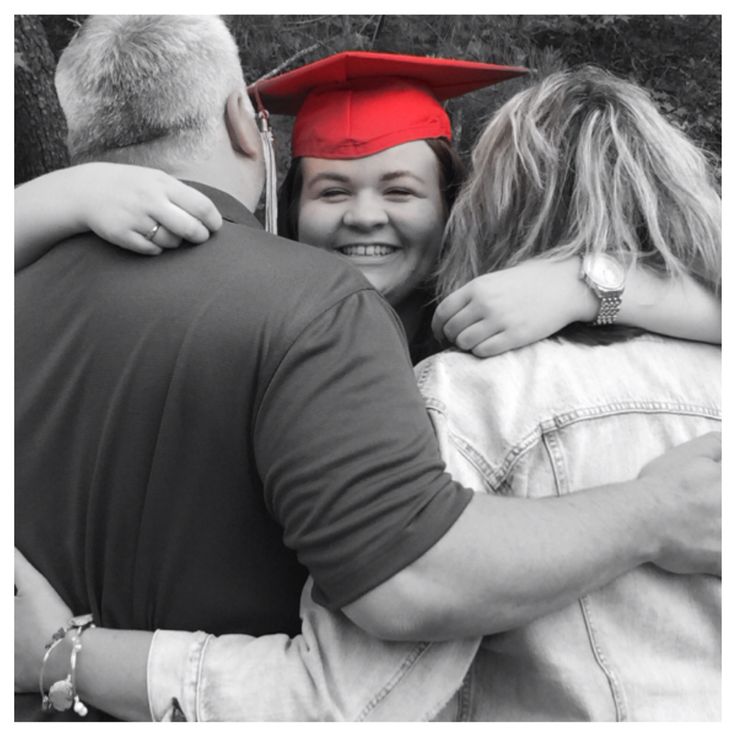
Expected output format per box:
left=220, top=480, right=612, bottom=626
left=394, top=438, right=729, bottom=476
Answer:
left=249, top=51, right=528, bottom=160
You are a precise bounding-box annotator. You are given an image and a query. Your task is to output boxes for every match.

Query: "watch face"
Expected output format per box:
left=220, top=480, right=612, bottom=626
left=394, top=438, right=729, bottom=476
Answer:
left=585, top=254, right=625, bottom=290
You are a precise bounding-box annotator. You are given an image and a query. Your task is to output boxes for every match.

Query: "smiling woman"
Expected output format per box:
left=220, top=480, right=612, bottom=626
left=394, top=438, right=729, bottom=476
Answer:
left=260, top=51, right=523, bottom=360
left=295, top=140, right=447, bottom=344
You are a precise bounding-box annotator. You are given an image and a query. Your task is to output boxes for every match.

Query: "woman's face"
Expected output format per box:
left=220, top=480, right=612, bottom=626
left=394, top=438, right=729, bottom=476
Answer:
left=297, top=140, right=446, bottom=307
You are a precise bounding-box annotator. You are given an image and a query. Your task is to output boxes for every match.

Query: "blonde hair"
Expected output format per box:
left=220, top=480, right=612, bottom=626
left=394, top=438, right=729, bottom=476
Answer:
left=438, top=66, right=721, bottom=299
left=55, top=15, right=246, bottom=169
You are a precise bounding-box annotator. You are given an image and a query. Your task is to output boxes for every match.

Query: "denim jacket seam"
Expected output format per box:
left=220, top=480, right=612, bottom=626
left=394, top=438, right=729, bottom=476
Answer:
left=193, top=633, right=215, bottom=721
left=551, top=401, right=721, bottom=426
left=412, top=643, right=478, bottom=722
left=457, top=665, right=474, bottom=721
left=414, top=360, right=433, bottom=392
left=147, top=630, right=159, bottom=721
left=434, top=409, right=548, bottom=495
left=541, top=431, right=568, bottom=499
left=493, top=403, right=720, bottom=490
left=423, top=394, right=447, bottom=416
left=426, top=406, right=501, bottom=493
left=355, top=642, right=433, bottom=720
left=427, top=399, right=721, bottom=494
left=543, top=431, right=629, bottom=721
left=578, top=596, right=628, bottom=721
left=427, top=404, right=545, bottom=495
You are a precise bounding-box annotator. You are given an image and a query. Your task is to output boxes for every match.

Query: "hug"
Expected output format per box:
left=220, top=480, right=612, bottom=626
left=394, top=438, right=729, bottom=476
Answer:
left=15, top=15, right=721, bottom=721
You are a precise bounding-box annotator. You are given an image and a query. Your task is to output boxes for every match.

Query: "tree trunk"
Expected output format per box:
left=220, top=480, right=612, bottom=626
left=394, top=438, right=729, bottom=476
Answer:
left=15, top=15, right=69, bottom=185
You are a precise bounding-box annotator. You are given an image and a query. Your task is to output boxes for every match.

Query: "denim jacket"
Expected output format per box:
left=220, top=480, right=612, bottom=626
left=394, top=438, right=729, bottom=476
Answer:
left=149, top=333, right=720, bottom=721
left=421, top=333, right=721, bottom=721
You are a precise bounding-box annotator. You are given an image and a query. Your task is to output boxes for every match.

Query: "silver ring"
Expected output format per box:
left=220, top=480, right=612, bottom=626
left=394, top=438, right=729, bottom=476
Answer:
left=145, top=223, right=161, bottom=242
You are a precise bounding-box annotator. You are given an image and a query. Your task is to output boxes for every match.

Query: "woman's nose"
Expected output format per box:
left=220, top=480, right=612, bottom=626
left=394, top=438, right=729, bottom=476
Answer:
left=342, top=193, right=389, bottom=230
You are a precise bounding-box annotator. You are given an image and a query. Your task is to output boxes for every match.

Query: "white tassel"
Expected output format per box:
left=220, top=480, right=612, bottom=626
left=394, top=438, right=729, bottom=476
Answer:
left=258, top=110, right=278, bottom=235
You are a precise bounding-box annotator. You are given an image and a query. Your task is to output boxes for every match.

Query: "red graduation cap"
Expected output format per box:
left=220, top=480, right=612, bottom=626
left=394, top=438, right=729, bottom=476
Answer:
left=249, top=51, right=528, bottom=159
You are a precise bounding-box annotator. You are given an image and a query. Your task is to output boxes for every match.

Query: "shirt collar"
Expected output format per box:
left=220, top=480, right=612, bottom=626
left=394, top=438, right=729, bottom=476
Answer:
left=181, top=181, right=263, bottom=230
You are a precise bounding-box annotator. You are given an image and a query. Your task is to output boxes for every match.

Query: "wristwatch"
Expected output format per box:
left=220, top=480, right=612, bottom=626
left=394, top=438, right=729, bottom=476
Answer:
left=580, top=253, right=626, bottom=325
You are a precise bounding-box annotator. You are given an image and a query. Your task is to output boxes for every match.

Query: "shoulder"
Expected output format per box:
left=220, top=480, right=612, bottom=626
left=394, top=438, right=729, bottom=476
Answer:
left=186, top=224, right=412, bottom=371
left=115, top=220, right=379, bottom=345
left=31, top=221, right=385, bottom=361
left=417, top=335, right=720, bottom=403
left=209, top=221, right=374, bottom=312
left=415, top=335, right=720, bottom=457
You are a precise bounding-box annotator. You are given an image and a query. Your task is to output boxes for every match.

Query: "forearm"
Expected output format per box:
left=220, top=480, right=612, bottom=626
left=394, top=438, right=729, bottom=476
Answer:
left=618, top=267, right=721, bottom=343
left=44, top=613, right=476, bottom=722
left=346, top=478, right=659, bottom=641
left=153, top=611, right=476, bottom=721
left=42, top=628, right=153, bottom=721
left=15, top=166, right=89, bottom=271
left=569, top=257, right=721, bottom=343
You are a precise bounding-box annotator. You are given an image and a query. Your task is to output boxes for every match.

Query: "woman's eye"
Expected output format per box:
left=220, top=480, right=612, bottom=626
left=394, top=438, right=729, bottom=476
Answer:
left=319, top=188, right=350, bottom=200
left=385, top=188, right=414, bottom=199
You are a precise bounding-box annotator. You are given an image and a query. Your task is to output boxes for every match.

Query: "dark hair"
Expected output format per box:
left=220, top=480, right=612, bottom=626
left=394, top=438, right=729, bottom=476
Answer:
left=277, top=137, right=465, bottom=241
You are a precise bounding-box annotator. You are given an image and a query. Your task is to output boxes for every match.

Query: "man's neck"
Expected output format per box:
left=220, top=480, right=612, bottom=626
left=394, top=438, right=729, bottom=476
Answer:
left=168, top=159, right=261, bottom=213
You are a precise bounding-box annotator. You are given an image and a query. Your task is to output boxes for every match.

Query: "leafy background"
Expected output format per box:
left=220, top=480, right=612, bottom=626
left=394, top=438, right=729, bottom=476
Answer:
left=36, top=14, right=722, bottom=183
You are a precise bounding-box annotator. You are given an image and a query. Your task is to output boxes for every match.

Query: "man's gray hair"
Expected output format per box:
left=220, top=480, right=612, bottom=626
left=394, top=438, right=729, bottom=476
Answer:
left=55, top=15, right=246, bottom=168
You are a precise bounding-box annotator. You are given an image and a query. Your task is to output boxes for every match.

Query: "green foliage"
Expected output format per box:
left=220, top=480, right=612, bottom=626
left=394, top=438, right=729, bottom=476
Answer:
left=38, top=14, right=721, bottom=176
left=523, top=15, right=721, bottom=162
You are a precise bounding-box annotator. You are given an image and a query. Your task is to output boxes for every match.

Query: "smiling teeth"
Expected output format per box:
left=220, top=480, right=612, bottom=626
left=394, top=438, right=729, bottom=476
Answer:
left=339, top=245, right=397, bottom=256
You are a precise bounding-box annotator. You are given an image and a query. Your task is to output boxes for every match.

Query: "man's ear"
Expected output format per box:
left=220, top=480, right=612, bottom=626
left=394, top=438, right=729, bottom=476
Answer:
left=225, top=90, right=260, bottom=158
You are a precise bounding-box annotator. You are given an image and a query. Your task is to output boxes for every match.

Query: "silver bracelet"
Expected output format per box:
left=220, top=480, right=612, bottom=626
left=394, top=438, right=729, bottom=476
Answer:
left=39, top=614, right=95, bottom=715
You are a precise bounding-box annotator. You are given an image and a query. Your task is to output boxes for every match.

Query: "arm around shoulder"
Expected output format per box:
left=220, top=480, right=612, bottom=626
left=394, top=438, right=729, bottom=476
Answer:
left=15, top=163, right=221, bottom=271
left=618, top=267, right=721, bottom=344
left=345, top=432, right=721, bottom=641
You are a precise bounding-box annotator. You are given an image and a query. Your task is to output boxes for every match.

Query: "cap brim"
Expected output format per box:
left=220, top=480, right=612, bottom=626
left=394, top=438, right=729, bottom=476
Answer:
left=250, top=50, right=528, bottom=115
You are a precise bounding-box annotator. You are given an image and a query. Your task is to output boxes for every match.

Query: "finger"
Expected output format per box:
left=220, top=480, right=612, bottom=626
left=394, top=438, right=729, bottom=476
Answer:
left=665, top=431, right=721, bottom=462
left=441, top=303, right=486, bottom=344
left=470, top=332, right=513, bottom=358
left=123, top=231, right=164, bottom=256
left=149, top=225, right=183, bottom=250
left=132, top=217, right=181, bottom=252
left=147, top=201, right=212, bottom=244
left=453, top=321, right=502, bottom=352
left=168, top=180, right=223, bottom=233
left=431, top=287, right=471, bottom=341
left=686, top=431, right=722, bottom=462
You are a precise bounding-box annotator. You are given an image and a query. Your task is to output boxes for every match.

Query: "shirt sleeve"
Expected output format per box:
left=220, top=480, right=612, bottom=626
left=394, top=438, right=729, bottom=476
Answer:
left=147, top=629, right=213, bottom=721
left=147, top=580, right=480, bottom=721
left=254, top=289, right=473, bottom=609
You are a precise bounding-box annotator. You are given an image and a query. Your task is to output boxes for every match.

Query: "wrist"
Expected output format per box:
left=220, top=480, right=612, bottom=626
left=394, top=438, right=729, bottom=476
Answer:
left=568, top=256, right=599, bottom=322
left=41, top=634, right=73, bottom=691
left=614, top=477, right=663, bottom=566
left=39, top=615, right=96, bottom=716
left=66, top=164, right=99, bottom=233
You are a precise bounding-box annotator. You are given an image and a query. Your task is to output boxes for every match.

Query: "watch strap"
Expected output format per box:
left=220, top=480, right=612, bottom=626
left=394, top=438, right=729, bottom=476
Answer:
left=593, top=294, right=622, bottom=325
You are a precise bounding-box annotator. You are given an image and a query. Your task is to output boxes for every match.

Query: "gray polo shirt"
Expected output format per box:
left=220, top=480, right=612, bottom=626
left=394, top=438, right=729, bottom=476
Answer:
left=16, top=183, right=470, bottom=655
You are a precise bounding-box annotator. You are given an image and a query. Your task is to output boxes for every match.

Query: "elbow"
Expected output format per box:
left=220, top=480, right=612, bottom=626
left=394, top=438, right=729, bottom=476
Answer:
left=342, top=568, right=462, bottom=642
left=343, top=569, right=530, bottom=641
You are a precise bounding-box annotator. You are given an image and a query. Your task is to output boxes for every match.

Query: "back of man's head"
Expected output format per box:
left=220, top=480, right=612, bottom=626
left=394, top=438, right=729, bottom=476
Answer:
left=56, top=15, right=246, bottom=170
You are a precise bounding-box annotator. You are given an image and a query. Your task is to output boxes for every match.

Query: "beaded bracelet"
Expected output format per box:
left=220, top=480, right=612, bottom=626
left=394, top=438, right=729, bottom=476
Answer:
left=39, top=614, right=95, bottom=715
